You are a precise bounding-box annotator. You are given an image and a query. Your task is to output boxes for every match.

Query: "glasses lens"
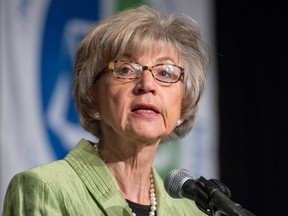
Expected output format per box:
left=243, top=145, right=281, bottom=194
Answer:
left=153, top=64, right=182, bottom=83
left=112, top=61, right=183, bottom=83
left=113, top=61, right=139, bottom=80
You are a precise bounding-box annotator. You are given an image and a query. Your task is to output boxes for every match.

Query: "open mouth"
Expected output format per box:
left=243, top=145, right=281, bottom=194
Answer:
left=131, top=104, right=160, bottom=114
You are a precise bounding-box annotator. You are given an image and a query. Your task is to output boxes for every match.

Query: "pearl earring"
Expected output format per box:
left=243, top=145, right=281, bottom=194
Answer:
left=177, top=120, right=182, bottom=126
left=94, top=112, right=101, bottom=120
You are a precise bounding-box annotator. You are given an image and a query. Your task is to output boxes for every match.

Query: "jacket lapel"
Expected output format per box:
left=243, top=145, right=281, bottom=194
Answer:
left=64, top=139, right=132, bottom=216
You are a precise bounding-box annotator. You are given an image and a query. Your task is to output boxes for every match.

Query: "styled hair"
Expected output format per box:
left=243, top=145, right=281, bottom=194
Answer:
left=73, top=5, right=209, bottom=142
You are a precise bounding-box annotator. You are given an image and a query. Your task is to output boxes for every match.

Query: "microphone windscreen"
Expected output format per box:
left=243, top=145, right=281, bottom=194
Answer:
left=164, top=168, right=192, bottom=198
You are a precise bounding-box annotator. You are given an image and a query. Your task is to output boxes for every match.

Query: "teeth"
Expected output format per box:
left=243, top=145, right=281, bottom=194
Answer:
left=137, top=109, right=155, bottom=113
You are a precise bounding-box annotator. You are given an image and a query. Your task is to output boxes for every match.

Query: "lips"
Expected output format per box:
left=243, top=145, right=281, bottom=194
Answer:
left=131, top=103, right=160, bottom=114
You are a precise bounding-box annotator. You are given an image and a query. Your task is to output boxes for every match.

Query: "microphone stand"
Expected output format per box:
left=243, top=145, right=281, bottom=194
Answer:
left=183, top=176, right=256, bottom=216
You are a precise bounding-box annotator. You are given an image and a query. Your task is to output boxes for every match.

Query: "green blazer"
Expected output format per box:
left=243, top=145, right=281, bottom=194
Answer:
left=3, top=139, right=206, bottom=216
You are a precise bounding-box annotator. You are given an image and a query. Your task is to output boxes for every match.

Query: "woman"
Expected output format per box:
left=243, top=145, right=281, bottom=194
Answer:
left=3, top=5, right=208, bottom=216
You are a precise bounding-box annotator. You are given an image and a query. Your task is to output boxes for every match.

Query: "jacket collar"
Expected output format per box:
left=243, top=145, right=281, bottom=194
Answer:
left=64, top=139, right=177, bottom=215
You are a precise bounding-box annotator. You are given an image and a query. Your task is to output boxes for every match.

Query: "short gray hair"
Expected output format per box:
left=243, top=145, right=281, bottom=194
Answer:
left=73, top=5, right=209, bottom=142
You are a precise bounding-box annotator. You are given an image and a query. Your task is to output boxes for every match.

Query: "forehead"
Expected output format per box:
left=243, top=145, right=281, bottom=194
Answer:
left=117, top=41, right=181, bottom=64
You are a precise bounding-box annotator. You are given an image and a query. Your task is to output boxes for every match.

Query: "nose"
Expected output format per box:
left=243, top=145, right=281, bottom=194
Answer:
left=134, top=70, right=156, bottom=94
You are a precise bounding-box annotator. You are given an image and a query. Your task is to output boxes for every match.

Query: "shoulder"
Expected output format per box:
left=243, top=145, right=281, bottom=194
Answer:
left=5, top=160, right=78, bottom=198
left=11, top=160, right=84, bottom=193
left=3, top=161, right=69, bottom=215
left=12, top=160, right=74, bottom=185
left=3, top=160, right=91, bottom=215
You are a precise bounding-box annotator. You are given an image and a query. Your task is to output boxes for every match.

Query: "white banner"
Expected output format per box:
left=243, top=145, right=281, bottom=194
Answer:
left=0, top=0, right=53, bottom=210
left=0, top=0, right=217, bottom=212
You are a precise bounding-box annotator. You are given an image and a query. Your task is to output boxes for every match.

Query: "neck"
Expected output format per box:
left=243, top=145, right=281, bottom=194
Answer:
left=110, top=166, right=152, bottom=205
left=96, top=139, right=159, bottom=205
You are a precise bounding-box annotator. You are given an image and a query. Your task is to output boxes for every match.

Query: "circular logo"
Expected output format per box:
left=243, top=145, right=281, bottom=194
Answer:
left=40, top=0, right=100, bottom=159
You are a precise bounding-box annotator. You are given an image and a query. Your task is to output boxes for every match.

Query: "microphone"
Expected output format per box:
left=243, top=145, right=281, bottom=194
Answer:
left=164, top=168, right=256, bottom=216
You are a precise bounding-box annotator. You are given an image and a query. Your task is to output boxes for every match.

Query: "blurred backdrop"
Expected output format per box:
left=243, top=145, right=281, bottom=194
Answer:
left=1, top=0, right=287, bottom=215
left=0, top=0, right=218, bottom=213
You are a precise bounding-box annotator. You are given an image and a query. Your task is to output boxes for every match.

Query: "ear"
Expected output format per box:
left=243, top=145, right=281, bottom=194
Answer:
left=176, top=119, right=184, bottom=126
left=93, top=111, right=101, bottom=120
left=86, top=86, right=102, bottom=120
left=87, top=107, right=102, bottom=120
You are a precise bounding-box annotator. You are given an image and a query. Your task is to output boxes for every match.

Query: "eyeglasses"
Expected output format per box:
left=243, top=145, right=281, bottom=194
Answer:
left=95, top=60, right=185, bottom=84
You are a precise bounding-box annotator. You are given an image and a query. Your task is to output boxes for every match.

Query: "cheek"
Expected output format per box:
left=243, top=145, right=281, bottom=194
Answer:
left=169, top=98, right=182, bottom=122
left=98, top=84, right=131, bottom=123
left=161, top=87, right=184, bottom=128
left=167, top=87, right=184, bottom=113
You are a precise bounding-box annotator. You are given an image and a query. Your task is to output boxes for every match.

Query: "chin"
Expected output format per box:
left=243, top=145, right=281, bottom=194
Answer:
left=128, top=124, right=168, bottom=141
left=132, top=131, right=165, bottom=143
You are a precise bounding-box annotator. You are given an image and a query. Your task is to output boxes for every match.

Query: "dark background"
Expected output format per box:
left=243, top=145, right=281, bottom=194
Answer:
left=216, top=1, right=288, bottom=215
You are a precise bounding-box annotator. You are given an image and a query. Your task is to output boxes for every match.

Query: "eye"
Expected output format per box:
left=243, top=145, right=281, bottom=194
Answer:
left=118, top=64, right=134, bottom=74
left=155, top=65, right=174, bottom=78
left=115, top=62, right=136, bottom=76
left=158, top=69, right=173, bottom=78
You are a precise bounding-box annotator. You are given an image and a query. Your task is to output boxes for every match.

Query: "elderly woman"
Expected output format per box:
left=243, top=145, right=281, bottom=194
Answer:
left=3, top=5, right=208, bottom=216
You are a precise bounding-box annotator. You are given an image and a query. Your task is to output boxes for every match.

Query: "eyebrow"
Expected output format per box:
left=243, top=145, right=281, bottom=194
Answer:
left=155, top=56, right=175, bottom=63
left=119, top=53, right=176, bottom=64
left=119, top=53, right=136, bottom=61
